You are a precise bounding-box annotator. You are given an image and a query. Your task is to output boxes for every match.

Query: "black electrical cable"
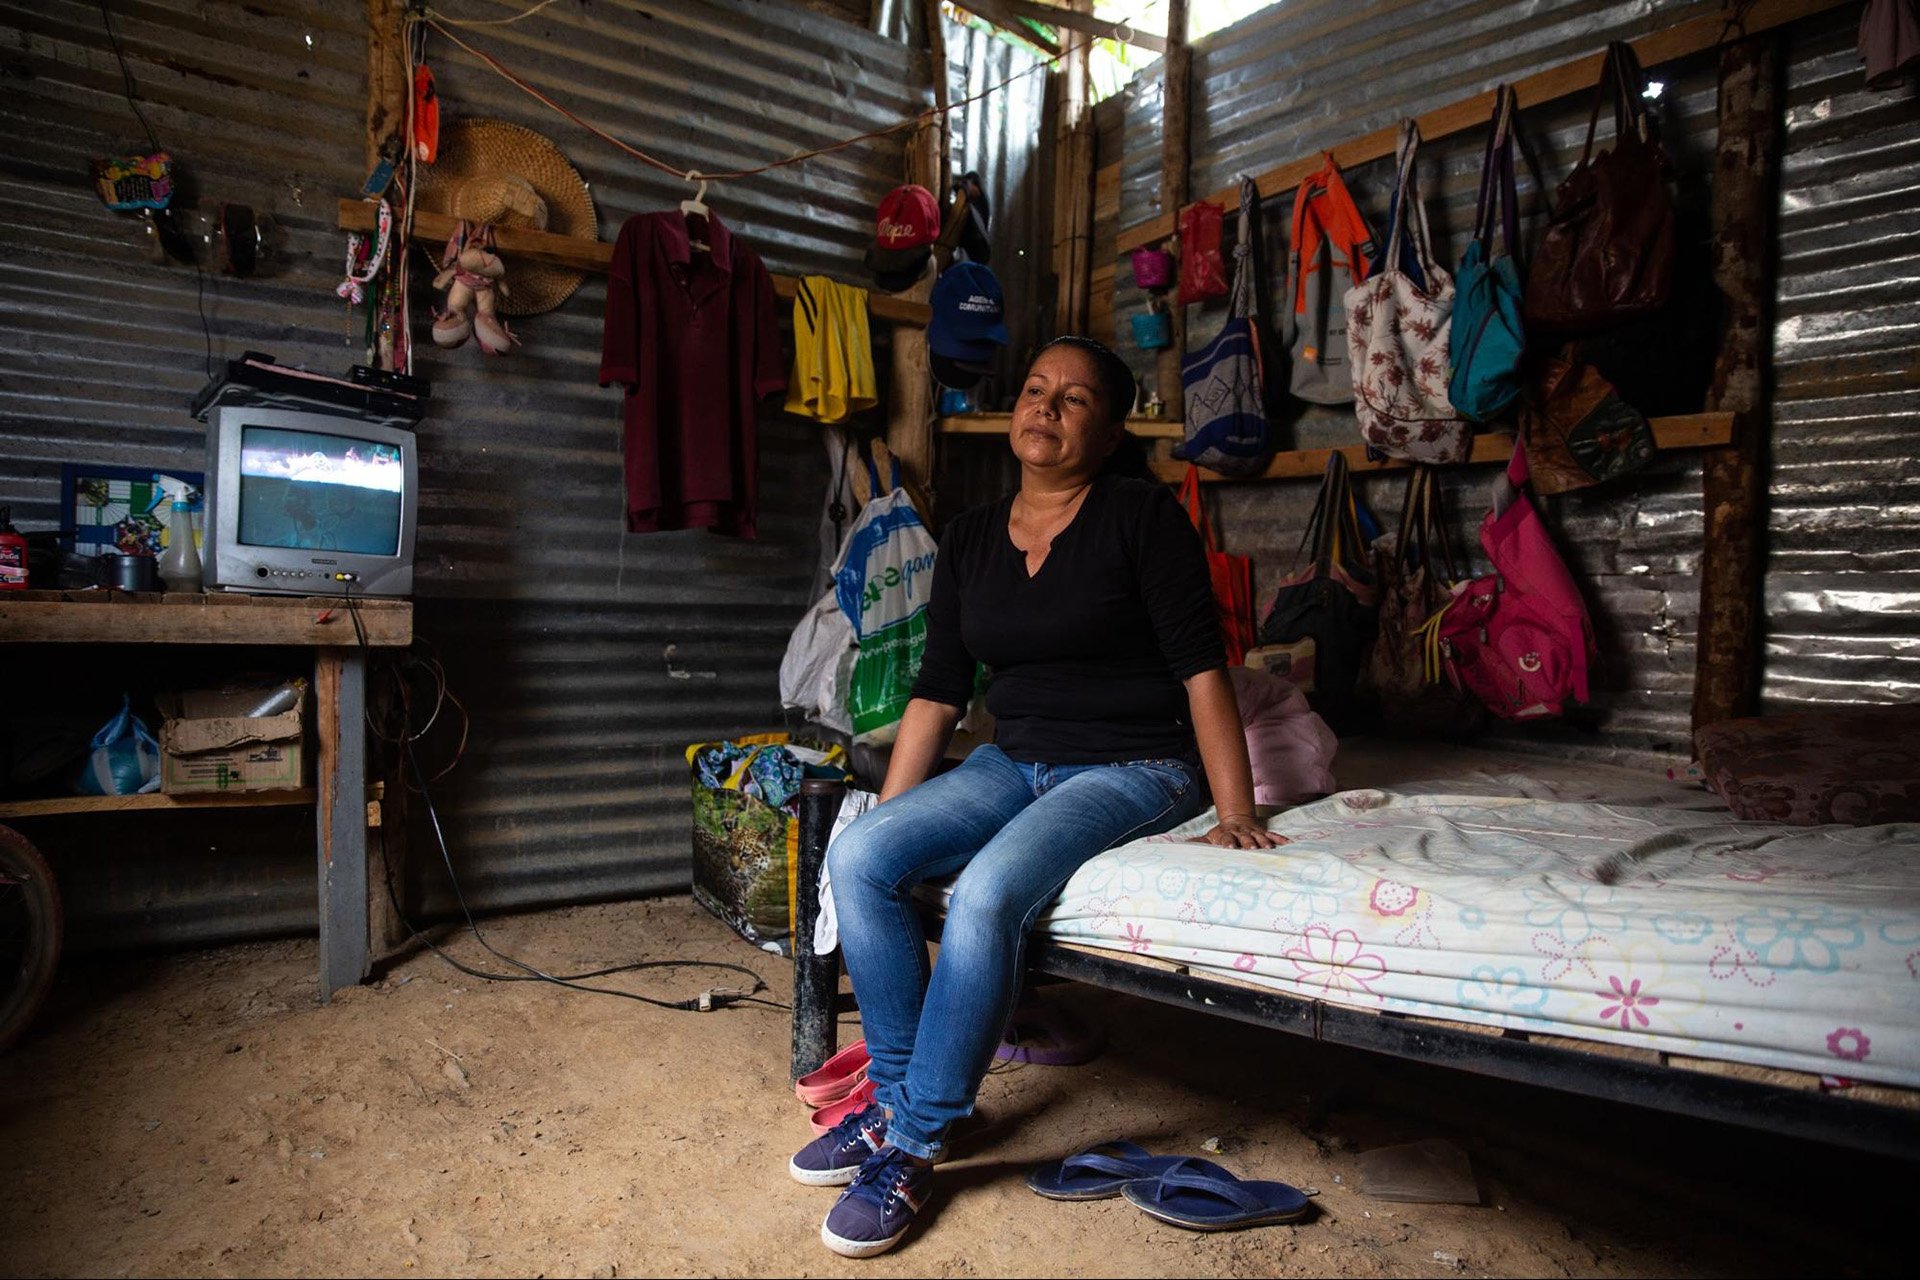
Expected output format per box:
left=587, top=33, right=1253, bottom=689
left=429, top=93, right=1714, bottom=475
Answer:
left=98, top=0, right=216, bottom=382
left=97, top=0, right=159, bottom=152
left=401, top=732, right=778, bottom=1011
left=345, top=581, right=784, bottom=1012
left=376, top=800, right=786, bottom=1011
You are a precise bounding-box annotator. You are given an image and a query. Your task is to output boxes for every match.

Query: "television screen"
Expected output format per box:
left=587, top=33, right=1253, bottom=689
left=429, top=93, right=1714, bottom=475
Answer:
left=237, top=425, right=404, bottom=555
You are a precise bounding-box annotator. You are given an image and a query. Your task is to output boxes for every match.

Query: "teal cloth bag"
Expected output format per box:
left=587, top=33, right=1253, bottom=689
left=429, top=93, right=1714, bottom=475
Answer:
left=1449, top=86, right=1527, bottom=422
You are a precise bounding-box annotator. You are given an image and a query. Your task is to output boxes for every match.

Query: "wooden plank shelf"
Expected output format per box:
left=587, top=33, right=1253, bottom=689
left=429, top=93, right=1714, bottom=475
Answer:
left=1152, top=412, right=1735, bottom=483
left=338, top=200, right=933, bottom=328
left=1113, top=0, right=1855, bottom=256
left=0, top=591, right=413, bottom=647
left=936, top=413, right=1186, bottom=439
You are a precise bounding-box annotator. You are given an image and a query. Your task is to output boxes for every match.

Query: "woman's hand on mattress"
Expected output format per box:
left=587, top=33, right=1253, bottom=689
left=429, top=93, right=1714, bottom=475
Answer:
left=1199, top=813, right=1287, bottom=850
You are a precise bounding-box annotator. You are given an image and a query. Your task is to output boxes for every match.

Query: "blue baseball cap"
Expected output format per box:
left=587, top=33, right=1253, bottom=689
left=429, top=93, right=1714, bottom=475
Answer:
left=928, top=261, right=1009, bottom=360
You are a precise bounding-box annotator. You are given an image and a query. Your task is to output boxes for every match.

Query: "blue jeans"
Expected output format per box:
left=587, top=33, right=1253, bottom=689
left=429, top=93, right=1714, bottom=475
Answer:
left=828, top=744, right=1205, bottom=1159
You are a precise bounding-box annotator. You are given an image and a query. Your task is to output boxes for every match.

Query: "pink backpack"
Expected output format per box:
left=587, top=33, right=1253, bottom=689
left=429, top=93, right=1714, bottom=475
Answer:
left=1433, top=447, right=1594, bottom=720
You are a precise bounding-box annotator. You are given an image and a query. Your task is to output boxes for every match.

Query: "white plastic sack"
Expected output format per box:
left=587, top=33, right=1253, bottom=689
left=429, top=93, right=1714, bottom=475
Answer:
left=832, top=489, right=938, bottom=745
left=812, top=787, right=880, bottom=956
left=779, top=589, right=855, bottom=735
left=1229, top=666, right=1338, bottom=806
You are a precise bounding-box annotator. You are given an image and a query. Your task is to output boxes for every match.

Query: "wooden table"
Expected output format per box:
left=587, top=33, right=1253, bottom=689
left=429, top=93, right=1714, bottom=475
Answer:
left=0, top=589, right=413, bottom=999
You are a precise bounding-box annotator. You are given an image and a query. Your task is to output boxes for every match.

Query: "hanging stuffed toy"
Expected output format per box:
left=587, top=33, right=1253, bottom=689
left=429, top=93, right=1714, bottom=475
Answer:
left=432, top=221, right=519, bottom=355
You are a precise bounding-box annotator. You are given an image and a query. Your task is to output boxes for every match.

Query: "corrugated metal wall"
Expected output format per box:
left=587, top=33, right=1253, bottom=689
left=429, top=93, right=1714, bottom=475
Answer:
left=1765, top=19, right=1920, bottom=709
left=942, top=16, right=1053, bottom=384
left=400, top=0, right=924, bottom=919
left=1087, top=0, right=1919, bottom=769
left=0, top=0, right=934, bottom=944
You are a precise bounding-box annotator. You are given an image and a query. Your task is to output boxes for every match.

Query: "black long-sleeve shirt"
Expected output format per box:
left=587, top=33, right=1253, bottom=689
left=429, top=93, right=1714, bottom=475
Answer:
left=910, top=474, right=1226, bottom=764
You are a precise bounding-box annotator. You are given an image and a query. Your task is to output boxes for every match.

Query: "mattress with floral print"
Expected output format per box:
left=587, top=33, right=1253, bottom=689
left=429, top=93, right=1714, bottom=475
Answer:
left=922, top=764, right=1920, bottom=1088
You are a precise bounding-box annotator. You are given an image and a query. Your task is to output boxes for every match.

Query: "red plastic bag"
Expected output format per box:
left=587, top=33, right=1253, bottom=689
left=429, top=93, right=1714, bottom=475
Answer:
left=1177, top=200, right=1229, bottom=306
left=1178, top=466, right=1257, bottom=665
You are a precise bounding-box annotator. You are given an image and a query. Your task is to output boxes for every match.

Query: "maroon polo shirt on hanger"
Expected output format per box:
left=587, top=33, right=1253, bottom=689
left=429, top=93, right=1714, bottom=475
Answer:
left=599, top=210, right=786, bottom=536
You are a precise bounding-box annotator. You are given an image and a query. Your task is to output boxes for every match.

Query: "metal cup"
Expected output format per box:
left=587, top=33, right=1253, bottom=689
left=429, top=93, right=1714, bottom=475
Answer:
left=108, top=553, right=158, bottom=592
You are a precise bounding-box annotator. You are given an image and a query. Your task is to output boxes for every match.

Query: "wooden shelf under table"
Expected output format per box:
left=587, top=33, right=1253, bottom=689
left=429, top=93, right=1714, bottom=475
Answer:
left=0, top=789, right=316, bottom=820
left=0, top=782, right=385, bottom=823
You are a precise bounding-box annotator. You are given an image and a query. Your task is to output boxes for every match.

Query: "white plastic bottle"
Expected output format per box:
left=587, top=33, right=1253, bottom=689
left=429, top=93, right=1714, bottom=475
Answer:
left=158, top=500, right=202, bottom=592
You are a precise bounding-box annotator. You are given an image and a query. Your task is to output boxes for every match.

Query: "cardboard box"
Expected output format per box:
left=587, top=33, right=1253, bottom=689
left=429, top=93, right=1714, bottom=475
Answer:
left=156, top=686, right=306, bottom=795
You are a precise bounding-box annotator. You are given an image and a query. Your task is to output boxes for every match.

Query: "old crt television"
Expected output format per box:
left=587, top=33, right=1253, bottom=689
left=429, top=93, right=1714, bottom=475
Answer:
left=203, top=406, right=418, bottom=597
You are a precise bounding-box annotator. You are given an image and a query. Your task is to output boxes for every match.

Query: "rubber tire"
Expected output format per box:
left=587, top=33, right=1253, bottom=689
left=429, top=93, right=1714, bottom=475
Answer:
left=0, top=824, right=62, bottom=1054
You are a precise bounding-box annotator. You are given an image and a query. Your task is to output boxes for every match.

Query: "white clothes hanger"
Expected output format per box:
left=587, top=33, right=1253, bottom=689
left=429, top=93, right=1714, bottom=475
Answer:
left=681, top=171, right=711, bottom=252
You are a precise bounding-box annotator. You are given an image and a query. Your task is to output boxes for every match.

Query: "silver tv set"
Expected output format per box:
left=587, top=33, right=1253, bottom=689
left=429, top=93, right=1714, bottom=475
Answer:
left=202, top=405, right=418, bottom=598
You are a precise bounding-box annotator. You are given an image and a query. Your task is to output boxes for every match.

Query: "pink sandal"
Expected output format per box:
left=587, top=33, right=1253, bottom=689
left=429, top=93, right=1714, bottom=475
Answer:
left=808, top=1075, right=878, bottom=1136
left=794, top=1039, right=871, bottom=1108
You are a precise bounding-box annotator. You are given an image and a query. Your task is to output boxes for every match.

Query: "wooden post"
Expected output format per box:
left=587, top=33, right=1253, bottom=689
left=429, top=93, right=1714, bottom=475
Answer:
left=364, top=0, right=407, bottom=177
left=315, top=648, right=370, bottom=1000
left=1692, top=35, right=1782, bottom=738
left=1155, top=0, right=1191, bottom=409
left=885, top=27, right=946, bottom=493
left=366, top=660, right=409, bottom=962
left=360, top=0, right=407, bottom=942
left=1051, top=0, right=1096, bottom=335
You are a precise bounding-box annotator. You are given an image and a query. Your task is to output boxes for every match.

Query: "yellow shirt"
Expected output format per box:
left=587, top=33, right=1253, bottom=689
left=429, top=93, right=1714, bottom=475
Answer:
left=785, top=276, right=876, bottom=424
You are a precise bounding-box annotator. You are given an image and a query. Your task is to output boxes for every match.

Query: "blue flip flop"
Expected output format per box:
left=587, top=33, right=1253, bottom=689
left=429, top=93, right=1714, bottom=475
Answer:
left=1120, top=1158, right=1312, bottom=1230
left=1026, top=1142, right=1235, bottom=1202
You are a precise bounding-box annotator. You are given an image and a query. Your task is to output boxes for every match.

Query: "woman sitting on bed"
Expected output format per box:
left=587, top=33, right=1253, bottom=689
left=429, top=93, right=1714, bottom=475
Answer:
left=792, top=335, right=1285, bottom=1258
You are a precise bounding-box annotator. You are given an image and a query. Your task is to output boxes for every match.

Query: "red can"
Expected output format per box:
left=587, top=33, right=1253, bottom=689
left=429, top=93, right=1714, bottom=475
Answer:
left=0, top=505, right=28, bottom=590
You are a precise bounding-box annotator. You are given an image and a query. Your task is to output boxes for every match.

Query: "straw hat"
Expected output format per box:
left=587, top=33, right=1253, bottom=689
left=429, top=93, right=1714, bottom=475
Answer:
left=418, top=119, right=598, bottom=316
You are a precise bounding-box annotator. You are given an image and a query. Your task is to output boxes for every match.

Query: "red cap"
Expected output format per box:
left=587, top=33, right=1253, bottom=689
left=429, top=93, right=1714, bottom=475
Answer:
left=874, top=184, right=939, bottom=252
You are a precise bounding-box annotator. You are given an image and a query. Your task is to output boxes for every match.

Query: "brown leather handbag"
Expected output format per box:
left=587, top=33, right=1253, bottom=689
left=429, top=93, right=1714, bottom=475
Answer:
left=1364, top=466, right=1485, bottom=737
left=1523, top=42, right=1675, bottom=334
left=1519, top=349, right=1656, bottom=495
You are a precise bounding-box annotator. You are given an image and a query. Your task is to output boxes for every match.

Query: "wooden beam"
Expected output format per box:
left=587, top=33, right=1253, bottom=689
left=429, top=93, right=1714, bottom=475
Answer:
left=336, top=200, right=931, bottom=327
left=1051, top=0, right=1096, bottom=334
left=1003, top=0, right=1167, bottom=54
left=1154, top=0, right=1191, bottom=413
left=1113, top=0, right=1857, bottom=256
left=1693, top=36, right=1783, bottom=736
left=1150, top=414, right=1736, bottom=483
left=364, top=0, right=407, bottom=178
left=947, top=0, right=1062, bottom=56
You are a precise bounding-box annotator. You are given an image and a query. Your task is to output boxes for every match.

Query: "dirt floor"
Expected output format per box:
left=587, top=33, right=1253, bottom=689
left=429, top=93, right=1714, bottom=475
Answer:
left=0, top=896, right=1908, bottom=1279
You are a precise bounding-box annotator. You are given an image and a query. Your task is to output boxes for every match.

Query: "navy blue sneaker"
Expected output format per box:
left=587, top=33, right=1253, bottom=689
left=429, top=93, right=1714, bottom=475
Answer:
left=789, top=1100, right=889, bottom=1187
left=820, top=1146, right=932, bottom=1258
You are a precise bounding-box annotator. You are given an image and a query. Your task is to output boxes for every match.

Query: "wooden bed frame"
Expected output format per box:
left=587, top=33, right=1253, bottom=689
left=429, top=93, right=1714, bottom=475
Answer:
left=787, top=779, right=1920, bottom=1162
